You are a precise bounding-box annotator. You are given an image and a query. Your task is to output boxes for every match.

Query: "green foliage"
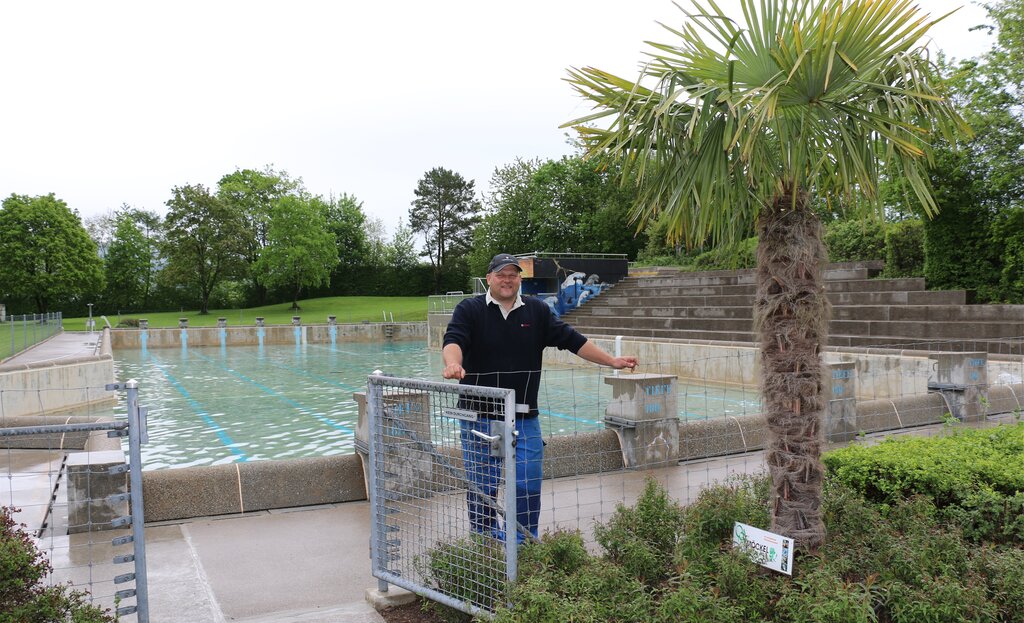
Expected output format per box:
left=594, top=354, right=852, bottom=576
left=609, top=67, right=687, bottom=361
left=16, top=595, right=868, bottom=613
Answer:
left=923, top=200, right=1002, bottom=301
left=217, top=166, right=303, bottom=306
left=593, top=477, right=686, bottom=586
left=1, top=507, right=115, bottom=622
left=254, top=195, right=338, bottom=310
left=471, top=155, right=647, bottom=276
left=417, top=534, right=506, bottom=620
left=824, top=220, right=886, bottom=263
left=409, top=167, right=482, bottom=293
left=0, top=193, right=104, bottom=314
left=823, top=423, right=1024, bottom=506
left=162, top=183, right=248, bottom=314
left=882, top=219, right=925, bottom=278
left=991, top=207, right=1024, bottom=302
left=691, top=237, right=758, bottom=270
left=486, top=475, right=1024, bottom=623
left=104, top=209, right=159, bottom=312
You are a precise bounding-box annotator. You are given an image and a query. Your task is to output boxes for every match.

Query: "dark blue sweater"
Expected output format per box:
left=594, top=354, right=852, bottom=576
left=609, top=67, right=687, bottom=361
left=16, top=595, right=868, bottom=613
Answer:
left=443, top=294, right=588, bottom=417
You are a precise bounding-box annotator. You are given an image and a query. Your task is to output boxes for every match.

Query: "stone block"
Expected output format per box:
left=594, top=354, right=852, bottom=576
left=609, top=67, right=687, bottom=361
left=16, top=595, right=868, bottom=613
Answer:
left=66, top=449, right=128, bottom=534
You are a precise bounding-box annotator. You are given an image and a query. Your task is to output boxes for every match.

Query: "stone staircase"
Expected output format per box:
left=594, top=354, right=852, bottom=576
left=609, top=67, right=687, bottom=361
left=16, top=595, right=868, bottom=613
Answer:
left=562, top=262, right=1024, bottom=354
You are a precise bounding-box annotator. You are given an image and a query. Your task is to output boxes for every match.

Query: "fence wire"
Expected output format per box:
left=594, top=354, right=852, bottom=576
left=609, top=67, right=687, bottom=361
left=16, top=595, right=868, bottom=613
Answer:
left=1, top=381, right=149, bottom=622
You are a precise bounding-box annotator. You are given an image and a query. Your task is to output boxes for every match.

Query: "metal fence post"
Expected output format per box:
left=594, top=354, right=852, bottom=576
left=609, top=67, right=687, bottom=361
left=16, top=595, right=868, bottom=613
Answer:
left=366, top=374, right=389, bottom=594
left=502, top=389, right=517, bottom=587
left=125, top=379, right=150, bottom=622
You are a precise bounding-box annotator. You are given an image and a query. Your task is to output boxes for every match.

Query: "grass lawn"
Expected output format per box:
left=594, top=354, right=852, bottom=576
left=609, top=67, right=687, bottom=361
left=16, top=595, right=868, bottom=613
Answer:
left=58, top=296, right=430, bottom=331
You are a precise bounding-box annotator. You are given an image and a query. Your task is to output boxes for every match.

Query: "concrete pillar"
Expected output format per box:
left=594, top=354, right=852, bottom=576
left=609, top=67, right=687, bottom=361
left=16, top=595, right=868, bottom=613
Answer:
left=138, top=319, right=148, bottom=329
left=827, top=362, right=857, bottom=442
left=928, top=352, right=989, bottom=422
left=255, top=317, right=265, bottom=327
left=66, top=450, right=128, bottom=534
left=217, top=317, right=227, bottom=328
left=292, top=316, right=301, bottom=326
left=353, top=391, right=433, bottom=498
left=0, top=303, right=5, bottom=323
left=603, top=373, right=679, bottom=468
left=327, top=315, right=337, bottom=326
left=178, top=318, right=188, bottom=329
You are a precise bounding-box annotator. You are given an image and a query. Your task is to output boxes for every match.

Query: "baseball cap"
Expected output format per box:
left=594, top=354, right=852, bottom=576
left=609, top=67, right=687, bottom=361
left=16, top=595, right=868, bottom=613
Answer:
left=487, top=253, right=522, bottom=273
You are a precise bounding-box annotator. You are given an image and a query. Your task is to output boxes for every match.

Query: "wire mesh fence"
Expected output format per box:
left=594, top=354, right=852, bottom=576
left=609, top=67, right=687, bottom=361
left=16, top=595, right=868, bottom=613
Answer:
left=0, top=312, right=63, bottom=361
left=366, top=339, right=1022, bottom=616
left=0, top=381, right=149, bottom=622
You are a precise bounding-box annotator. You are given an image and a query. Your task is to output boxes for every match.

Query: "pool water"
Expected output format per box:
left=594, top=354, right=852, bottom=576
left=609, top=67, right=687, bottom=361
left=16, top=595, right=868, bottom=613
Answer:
left=112, top=340, right=760, bottom=469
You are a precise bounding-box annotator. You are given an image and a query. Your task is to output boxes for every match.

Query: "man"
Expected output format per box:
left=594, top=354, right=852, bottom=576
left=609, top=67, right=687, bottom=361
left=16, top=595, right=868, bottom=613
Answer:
left=442, top=252, right=637, bottom=543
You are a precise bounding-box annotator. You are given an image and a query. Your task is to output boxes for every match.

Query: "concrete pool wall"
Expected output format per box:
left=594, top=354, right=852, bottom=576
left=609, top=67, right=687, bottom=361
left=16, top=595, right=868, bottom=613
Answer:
left=0, top=329, right=116, bottom=419
left=108, top=321, right=427, bottom=349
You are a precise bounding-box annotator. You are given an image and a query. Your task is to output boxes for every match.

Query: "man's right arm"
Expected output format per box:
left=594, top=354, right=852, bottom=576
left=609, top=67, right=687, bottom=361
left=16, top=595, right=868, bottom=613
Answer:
left=442, top=343, right=466, bottom=379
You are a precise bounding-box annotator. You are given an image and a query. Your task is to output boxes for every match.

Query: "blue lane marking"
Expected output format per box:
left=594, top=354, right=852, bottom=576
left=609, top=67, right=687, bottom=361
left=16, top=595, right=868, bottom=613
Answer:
left=190, top=352, right=354, bottom=434
left=148, top=357, right=248, bottom=461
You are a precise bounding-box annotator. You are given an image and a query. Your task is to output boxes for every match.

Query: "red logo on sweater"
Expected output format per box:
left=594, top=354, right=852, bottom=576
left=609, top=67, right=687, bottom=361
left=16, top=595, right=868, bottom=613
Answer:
left=521, top=323, right=531, bottom=328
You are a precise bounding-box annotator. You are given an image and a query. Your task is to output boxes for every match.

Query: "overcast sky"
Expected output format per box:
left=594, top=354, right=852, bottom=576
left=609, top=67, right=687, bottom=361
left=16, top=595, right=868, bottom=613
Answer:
left=0, top=1, right=994, bottom=237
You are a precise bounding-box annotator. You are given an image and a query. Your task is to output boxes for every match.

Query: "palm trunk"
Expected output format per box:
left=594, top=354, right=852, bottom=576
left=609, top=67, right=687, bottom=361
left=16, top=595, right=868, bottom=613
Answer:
left=753, top=188, right=830, bottom=551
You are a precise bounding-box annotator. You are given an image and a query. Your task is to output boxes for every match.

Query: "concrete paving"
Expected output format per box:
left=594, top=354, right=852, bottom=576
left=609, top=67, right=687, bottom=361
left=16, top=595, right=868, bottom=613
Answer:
left=3, top=330, right=101, bottom=365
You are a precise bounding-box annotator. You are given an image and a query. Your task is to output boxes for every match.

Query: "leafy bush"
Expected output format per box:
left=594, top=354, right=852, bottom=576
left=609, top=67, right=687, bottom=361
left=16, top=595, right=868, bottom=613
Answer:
left=1, top=506, right=115, bottom=623
left=882, top=219, right=925, bottom=278
left=824, top=219, right=886, bottom=262
left=416, top=533, right=507, bottom=621
left=991, top=207, right=1024, bottom=303
left=486, top=476, right=1024, bottom=622
left=593, top=477, right=686, bottom=586
left=823, top=423, right=1024, bottom=508
left=691, top=237, right=758, bottom=270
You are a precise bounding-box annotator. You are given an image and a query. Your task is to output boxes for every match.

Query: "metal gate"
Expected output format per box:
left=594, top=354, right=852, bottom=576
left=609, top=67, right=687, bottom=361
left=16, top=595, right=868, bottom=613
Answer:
left=0, top=380, right=149, bottom=621
left=367, top=374, right=517, bottom=618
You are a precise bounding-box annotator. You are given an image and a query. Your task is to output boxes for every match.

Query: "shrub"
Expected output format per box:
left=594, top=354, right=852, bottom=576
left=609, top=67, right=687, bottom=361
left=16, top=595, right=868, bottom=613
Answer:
left=824, top=220, right=886, bottom=263
left=1, top=506, right=114, bottom=623
left=593, top=478, right=686, bottom=586
left=882, top=219, right=925, bottom=278
left=692, top=237, right=758, bottom=270
left=823, top=423, right=1024, bottom=509
left=416, top=534, right=506, bottom=620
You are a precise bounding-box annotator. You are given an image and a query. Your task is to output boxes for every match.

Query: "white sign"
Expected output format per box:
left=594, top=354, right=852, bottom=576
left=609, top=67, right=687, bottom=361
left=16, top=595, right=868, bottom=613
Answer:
left=732, top=522, right=793, bottom=575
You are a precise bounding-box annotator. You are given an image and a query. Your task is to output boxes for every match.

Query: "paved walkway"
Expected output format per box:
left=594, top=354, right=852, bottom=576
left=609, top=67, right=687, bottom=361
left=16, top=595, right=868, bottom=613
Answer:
left=2, top=330, right=101, bottom=365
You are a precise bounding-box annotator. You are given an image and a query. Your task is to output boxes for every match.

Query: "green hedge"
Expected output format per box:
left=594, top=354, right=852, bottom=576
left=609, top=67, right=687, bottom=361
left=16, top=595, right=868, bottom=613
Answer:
left=882, top=219, right=925, bottom=278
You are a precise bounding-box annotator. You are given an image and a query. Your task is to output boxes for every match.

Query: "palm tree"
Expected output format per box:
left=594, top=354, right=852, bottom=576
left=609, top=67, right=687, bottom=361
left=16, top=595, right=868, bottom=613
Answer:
left=565, top=0, right=968, bottom=550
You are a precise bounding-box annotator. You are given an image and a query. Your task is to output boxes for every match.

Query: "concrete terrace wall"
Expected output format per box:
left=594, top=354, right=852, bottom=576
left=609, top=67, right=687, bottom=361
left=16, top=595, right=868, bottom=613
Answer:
left=0, top=332, right=117, bottom=421
left=109, top=321, right=427, bottom=349
left=543, top=336, right=1024, bottom=401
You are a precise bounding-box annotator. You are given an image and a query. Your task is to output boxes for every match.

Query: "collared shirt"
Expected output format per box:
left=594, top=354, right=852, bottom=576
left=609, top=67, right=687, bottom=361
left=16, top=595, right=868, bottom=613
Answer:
left=485, top=290, right=524, bottom=319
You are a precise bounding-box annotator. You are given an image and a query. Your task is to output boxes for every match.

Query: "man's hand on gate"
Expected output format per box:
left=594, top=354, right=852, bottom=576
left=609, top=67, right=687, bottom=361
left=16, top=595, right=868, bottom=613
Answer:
left=443, top=362, right=466, bottom=380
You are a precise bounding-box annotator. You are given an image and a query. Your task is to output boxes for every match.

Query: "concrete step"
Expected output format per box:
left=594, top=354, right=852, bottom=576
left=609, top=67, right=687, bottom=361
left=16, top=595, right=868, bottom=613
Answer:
left=570, top=289, right=969, bottom=312
left=625, top=262, right=883, bottom=288
left=572, top=303, right=1022, bottom=323
left=830, top=319, right=1023, bottom=340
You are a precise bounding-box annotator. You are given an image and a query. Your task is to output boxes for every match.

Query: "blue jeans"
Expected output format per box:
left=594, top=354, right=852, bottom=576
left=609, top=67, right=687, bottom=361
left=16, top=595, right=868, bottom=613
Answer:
left=460, top=416, right=543, bottom=544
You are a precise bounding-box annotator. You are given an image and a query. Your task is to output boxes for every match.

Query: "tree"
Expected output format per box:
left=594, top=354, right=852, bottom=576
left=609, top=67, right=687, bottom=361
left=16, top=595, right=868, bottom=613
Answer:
left=384, top=218, right=419, bottom=270
left=104, top=209, right=158, bottom=312
left=217, top=166, right=302, bottom=305
left=162, top=184, right=247, bottom=314
left=409, top=167, right=482, bottom=292
left=565, top=0, right=966, bottom=549
left=254, top=195, right=338, bottom=310
left=0, top=194, right=103, bottom=313
left=323, top=193, right=370, bottom=269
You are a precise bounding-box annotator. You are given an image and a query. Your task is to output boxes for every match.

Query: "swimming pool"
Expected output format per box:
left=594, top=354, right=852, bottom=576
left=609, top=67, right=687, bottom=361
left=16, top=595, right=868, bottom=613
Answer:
left=112, top=340, right=760, bottom=469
